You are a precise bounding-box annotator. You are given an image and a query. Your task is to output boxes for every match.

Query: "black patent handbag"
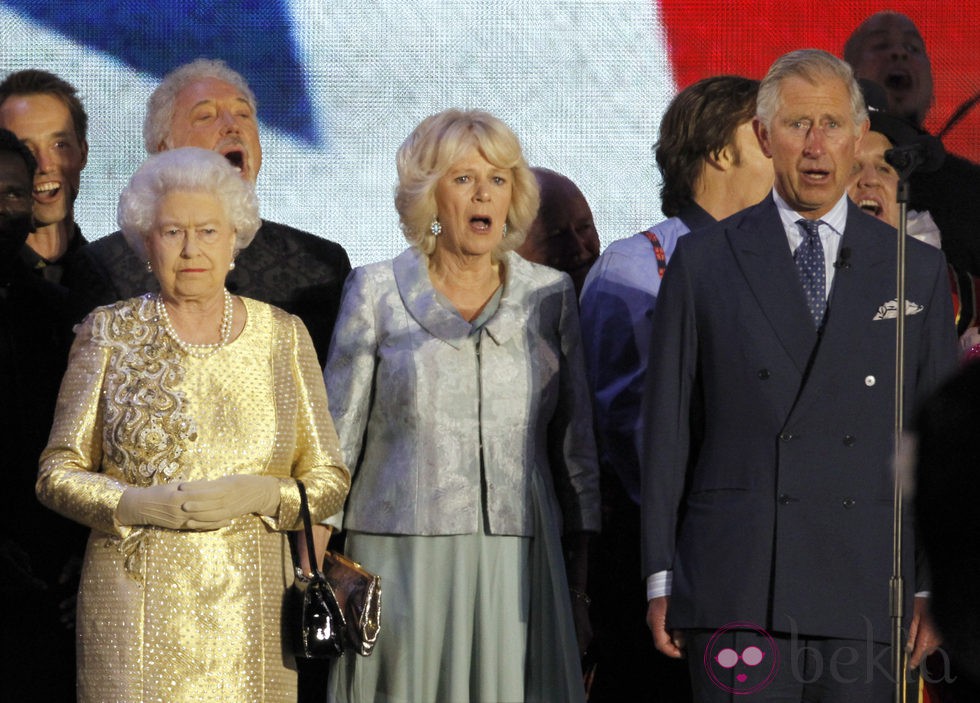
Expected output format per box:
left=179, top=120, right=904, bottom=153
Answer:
left=290, top=480, right=344, bottom=658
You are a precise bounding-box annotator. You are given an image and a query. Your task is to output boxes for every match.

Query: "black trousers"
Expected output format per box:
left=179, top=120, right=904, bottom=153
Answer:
left=586, top=475, right=691, bottom=702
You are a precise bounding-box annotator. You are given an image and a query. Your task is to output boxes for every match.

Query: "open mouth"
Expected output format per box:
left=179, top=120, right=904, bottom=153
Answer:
left=470, top=216, right=492, bottom=231
left=802, top=169, right=831, bottom=183
left=222, top=148, right=245, bottom=173
left=34, top=181, right=61, bottom=200
left=885, top=71, right=912, bottom=91
left=858, top=197, right=883, bottom=218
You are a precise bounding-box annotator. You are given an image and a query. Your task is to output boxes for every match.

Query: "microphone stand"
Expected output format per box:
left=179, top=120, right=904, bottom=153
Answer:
left=886, top=149, right=921, bottom=703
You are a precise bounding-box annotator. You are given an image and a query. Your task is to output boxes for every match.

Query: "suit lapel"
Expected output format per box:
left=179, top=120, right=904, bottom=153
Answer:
left=791, top=203, right=892, bottom=418
left=727, top=200, right=818, bottom=374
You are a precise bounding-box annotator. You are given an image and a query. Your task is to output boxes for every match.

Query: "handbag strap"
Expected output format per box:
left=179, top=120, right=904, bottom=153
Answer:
left=296, top=480, right=325, bottom=579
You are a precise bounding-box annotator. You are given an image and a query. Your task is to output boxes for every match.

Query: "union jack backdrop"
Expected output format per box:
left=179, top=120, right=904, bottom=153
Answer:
left=1, top=0, right=975, bottom=265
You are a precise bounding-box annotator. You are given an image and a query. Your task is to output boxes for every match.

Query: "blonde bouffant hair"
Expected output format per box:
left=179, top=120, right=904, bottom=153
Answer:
left=395, top=109, right=539, bottom=256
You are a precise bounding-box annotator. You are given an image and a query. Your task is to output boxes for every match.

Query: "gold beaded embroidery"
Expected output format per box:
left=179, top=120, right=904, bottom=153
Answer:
left=91, top=295, right=198, bottom=486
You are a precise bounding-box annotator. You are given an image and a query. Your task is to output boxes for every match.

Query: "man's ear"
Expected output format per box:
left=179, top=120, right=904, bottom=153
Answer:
left=753, top=117, right=773, bottom=159
left=79, top=139, right=89, bottom=171
left=854, top=117, right=869, bottom=151
left=706, top=144, right=734, bottom=172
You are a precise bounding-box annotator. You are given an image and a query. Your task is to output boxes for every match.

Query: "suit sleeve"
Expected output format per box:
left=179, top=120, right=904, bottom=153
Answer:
left=640, top=240, right=699, bottom=579
left=914, top=250, right=959, bottom=405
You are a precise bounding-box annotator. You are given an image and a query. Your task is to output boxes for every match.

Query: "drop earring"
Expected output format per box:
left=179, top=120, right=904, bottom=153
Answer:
left=502, top=222, right=509, bottom=238
left=145, top=260, right=153, bottom=273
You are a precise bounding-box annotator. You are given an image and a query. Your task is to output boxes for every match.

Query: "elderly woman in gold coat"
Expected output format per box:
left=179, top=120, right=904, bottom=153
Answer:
left=37, top=147, right=350, bottom=702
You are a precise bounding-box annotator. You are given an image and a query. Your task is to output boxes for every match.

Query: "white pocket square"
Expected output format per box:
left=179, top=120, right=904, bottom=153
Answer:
left=873, top=299, right=924, bottom=320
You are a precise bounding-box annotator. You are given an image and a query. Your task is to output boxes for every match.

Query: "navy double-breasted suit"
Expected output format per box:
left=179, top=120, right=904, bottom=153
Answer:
left=640, top=196, right=957, bottom=642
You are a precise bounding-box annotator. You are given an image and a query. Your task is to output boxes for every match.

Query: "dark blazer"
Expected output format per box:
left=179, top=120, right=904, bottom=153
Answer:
left=911, top=151, right=980, bottom=278
left=640, top=196, right=957, bottom=642
left=1, top=257, right=85, bottom=699
left=61, top=221, right=350, bottom=365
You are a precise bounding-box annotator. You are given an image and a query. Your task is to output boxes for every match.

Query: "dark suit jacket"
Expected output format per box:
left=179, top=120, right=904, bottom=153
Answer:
left=911, top=151, right=980, bottom=278
left=62, top=220, right=351, bottom=365
left=1, top=257, right=86, bottom=699
left=640, top=196, right=957, bottom=642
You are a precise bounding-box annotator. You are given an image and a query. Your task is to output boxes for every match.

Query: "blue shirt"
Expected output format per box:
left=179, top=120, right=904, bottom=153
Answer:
left=579, top=203, right=716, bottom=503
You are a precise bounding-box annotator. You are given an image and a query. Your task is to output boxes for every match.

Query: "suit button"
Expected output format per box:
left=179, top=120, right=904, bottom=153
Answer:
left=865, top=375, right=876, bottom=387
left=779, top=432, right=794, bottom=441
left=842, top=498, right=856, bottom=509
left=758, top=369, right=770, bottom=380
left=778, top=494, right=795, bottom=505
left=843, top=435, right=856, bottom=446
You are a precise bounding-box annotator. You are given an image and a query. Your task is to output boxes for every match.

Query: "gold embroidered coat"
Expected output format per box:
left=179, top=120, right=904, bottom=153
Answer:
left=37, top=296, right=350, bottom=703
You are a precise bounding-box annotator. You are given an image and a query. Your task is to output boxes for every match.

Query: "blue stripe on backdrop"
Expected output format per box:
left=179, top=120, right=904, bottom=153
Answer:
left=3, top=0, right=319, bottom=144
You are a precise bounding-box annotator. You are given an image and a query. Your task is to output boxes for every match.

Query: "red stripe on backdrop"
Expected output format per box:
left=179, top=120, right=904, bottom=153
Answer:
left=658, top=0, right=980, bottom=162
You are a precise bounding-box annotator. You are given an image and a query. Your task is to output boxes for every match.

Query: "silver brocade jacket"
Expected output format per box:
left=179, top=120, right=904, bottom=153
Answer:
left=324, top=247, right=600, bottom=537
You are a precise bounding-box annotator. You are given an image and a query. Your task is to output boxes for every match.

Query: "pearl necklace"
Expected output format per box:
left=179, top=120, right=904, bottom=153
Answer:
left=157, top=289, right=234, bottom=358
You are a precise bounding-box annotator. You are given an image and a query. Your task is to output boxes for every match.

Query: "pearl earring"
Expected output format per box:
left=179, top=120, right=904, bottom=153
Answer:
left=229, top=261, right=236, bottom=271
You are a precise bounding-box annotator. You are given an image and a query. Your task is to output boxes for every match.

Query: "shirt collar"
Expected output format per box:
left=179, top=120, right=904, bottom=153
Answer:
left=772, top=188, right=849, bottom=236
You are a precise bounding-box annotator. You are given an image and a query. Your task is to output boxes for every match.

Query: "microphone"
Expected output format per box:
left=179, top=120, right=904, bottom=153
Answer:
left=885, top=136, right=946, bottom=175
left=834, top=247, right=852, bottom=270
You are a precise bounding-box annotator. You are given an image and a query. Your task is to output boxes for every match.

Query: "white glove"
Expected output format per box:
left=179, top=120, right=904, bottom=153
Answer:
left=177, top=475, right=281, bottom=524
left=116, top=483, right=197, bottom=529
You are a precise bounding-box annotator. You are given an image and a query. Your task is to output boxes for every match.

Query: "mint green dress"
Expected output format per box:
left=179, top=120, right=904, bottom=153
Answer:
left=328, top=285, right=586, bottom=703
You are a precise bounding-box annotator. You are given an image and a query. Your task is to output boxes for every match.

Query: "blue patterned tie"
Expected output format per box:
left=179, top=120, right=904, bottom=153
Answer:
left=795, top=219, right=826, bottom=327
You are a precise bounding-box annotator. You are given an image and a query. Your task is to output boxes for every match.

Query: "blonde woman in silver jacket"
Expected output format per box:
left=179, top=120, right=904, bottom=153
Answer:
left=324, top=109, right=600, bottom=703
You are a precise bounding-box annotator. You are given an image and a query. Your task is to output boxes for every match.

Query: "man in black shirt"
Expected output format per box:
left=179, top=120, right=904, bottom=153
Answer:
left=846, top=11, right=980, bottom=277
left=0, top=127, right=85, bottom=700
left=65, top=59, right=351, bottom=364
left=0, top=70, right=89, bottom=284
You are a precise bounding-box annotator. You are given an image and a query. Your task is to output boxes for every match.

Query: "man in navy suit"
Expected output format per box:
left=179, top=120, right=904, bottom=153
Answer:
left=641, top=49, right=957, bottom=701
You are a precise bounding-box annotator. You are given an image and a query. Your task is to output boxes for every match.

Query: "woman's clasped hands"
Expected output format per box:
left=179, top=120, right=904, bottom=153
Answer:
left=116, top=475, right=280, bottom=530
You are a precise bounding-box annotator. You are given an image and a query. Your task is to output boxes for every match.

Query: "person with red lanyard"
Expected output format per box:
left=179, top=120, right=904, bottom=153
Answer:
left=578, top=75, right=772, bottom=703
